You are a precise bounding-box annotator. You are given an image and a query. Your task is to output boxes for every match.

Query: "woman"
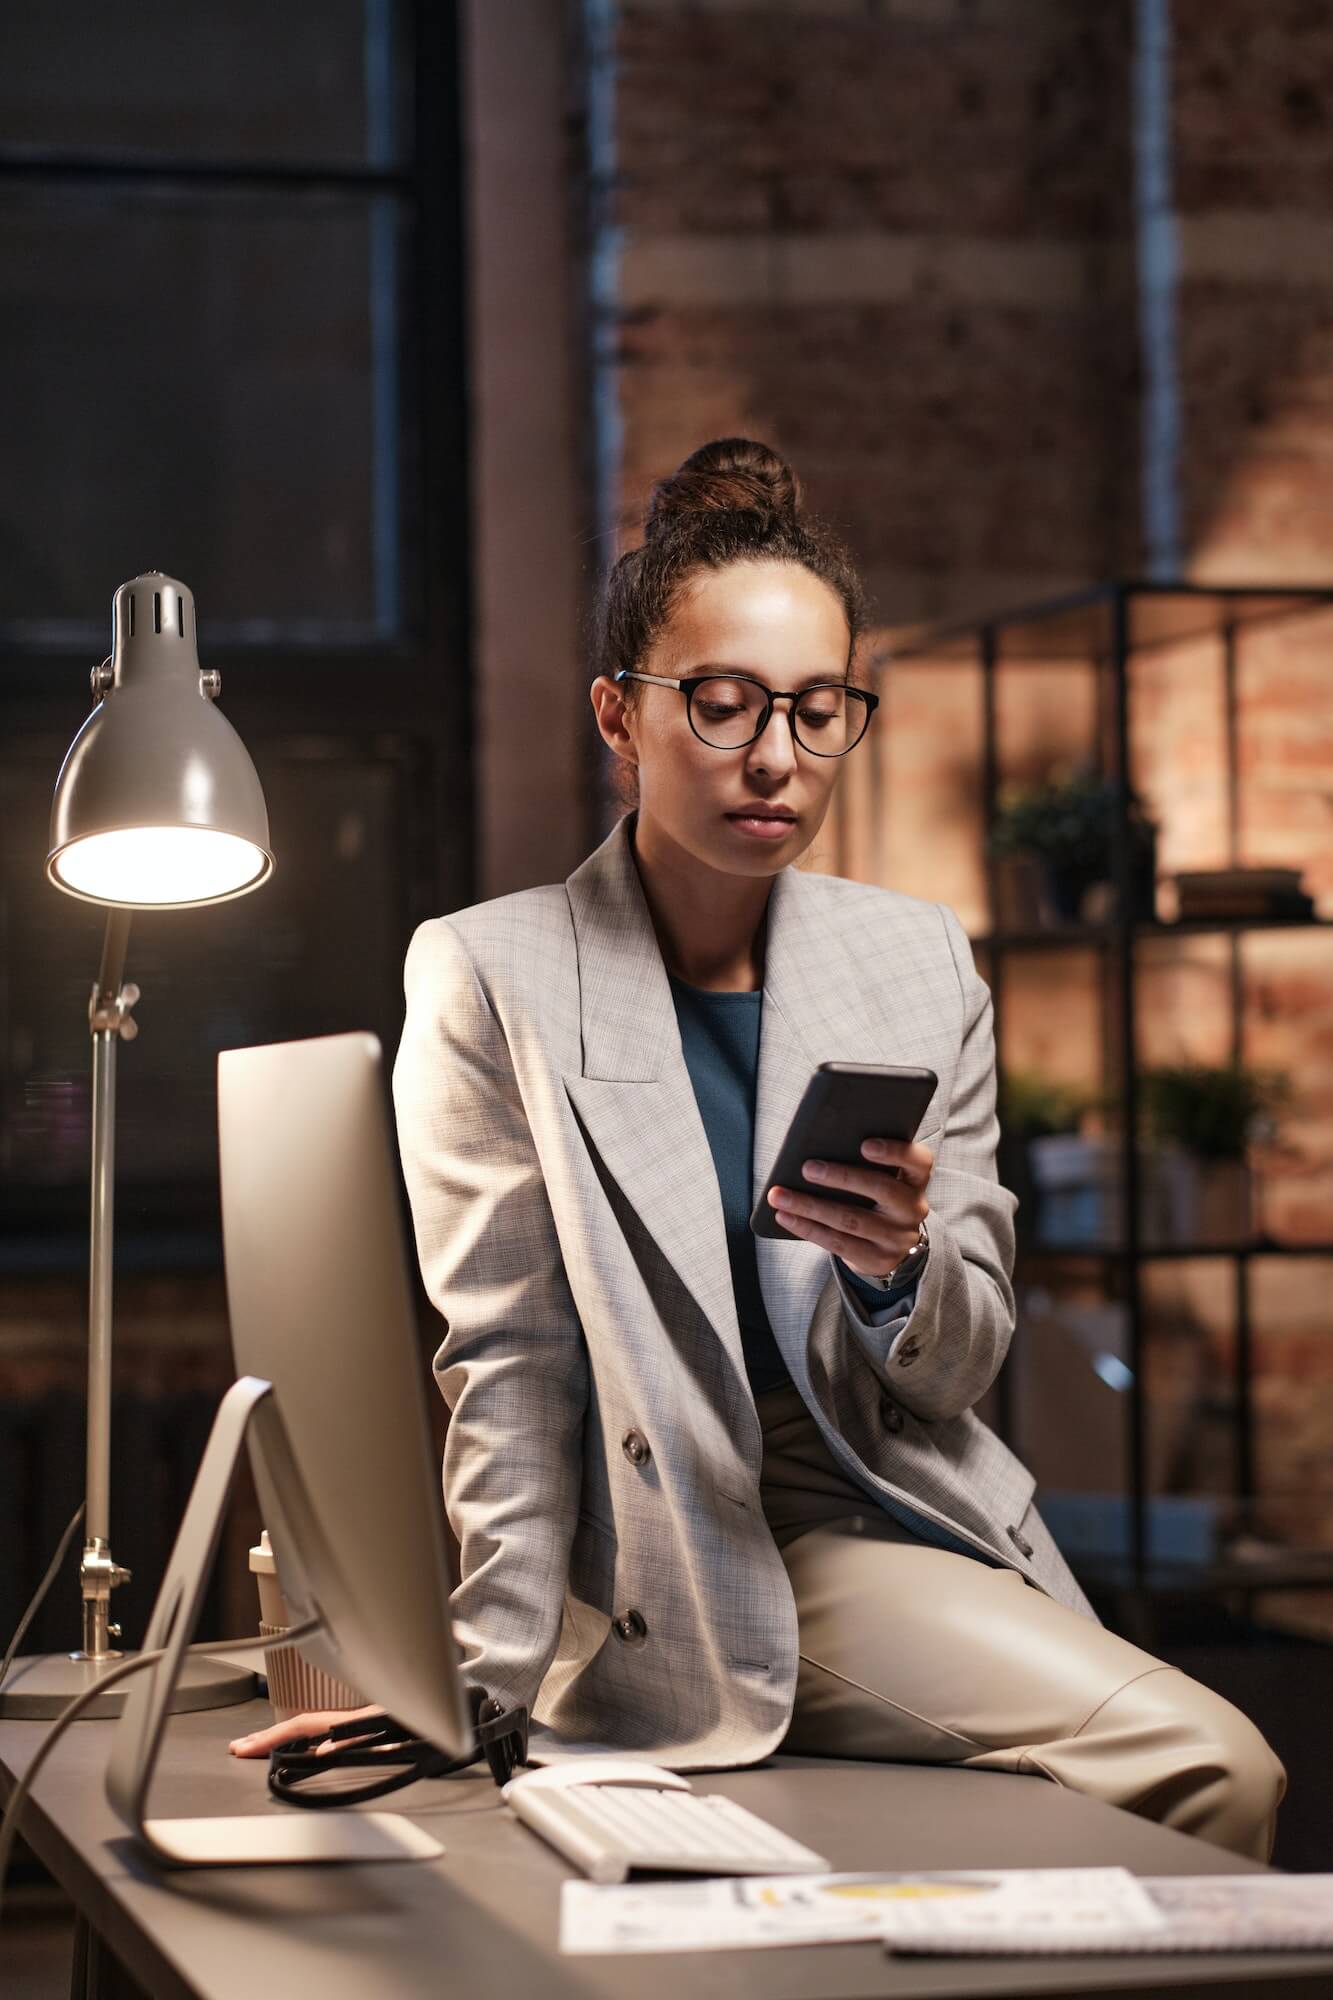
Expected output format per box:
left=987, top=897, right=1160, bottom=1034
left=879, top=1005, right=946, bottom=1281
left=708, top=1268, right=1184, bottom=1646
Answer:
left=233, top=438, right=1284, bottom=1861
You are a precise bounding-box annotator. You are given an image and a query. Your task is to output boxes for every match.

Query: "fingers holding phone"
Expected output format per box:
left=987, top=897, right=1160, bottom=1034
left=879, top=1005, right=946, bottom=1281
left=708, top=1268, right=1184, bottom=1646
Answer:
left=767, top=1135, right=933, bottom=1278
left=749, top=1063, right=937, bottom=1279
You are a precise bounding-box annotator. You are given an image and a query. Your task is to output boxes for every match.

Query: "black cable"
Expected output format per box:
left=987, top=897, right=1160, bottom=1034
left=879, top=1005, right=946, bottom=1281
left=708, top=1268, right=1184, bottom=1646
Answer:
left=267, top=1684, right=529, bottom=1807
left=0, top=1503, right=86, bottom=1692
left=0, top=1619, right=318, bottom=1933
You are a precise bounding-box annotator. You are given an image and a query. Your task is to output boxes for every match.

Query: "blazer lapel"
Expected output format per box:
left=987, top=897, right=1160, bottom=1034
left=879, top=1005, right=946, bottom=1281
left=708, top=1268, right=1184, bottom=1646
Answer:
left=752, top=861, right=890, bottom=1374
left=562, top=812, right=746, bottom=1380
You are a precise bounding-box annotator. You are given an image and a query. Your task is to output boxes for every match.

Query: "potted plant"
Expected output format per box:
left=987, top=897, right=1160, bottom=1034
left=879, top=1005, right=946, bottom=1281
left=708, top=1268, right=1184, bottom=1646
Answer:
left=1137, top=1063, right=1289, bottom=1247
left=999, top=1071, right=1108, bottom=1246
left=989, top=771, right=1158, bottom=926
left=1000, top=1071, right=1099, bottom=1139
left=1008, top=1072, right=1192, bottom=1240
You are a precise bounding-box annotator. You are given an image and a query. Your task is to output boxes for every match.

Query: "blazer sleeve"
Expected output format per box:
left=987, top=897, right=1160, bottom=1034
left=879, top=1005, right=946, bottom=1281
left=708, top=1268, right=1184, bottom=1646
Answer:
left=391, top=916, right=590, bottom=1715
left=832, top=901, right=1018, bottom=1423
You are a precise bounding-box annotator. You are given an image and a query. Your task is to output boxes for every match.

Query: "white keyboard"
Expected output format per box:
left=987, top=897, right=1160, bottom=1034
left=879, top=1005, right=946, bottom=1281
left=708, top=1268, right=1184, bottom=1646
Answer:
left=503, top=1778, right=829, bottom=1886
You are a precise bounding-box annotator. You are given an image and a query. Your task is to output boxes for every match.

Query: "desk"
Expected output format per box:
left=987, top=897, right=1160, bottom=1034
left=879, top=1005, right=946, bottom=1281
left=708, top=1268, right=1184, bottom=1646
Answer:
left=4, top=1699, right=1333, bottom=2000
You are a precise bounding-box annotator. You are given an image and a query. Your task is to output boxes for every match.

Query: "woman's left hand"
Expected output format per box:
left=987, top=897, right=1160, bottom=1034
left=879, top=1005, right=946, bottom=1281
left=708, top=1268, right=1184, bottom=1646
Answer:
left=768, top=1136, right=933, bottom=1281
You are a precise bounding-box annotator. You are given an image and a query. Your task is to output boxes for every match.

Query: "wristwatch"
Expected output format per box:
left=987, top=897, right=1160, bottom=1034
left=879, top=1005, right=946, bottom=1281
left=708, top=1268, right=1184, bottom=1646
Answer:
left=861, top=1218, right=929, bottom=1293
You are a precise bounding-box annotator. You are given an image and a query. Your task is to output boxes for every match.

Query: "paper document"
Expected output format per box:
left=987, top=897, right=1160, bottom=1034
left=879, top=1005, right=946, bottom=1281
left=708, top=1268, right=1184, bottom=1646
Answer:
left=562, top=1873, right=961, bottom=1955
left=1136, top=1875, right=1333, bottom=1949
left=560, top=1869, right=1154, bottom=1956
left=882, top=1871, right=1333, bottom=1957
left=875, top=1868, right=1165, bottom=1952
left=561, top=1868, right=1333, bottom=1958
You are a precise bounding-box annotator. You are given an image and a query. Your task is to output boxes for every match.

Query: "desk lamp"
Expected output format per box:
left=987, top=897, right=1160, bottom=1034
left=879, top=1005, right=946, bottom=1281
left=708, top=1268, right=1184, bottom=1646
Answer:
left=0, top=572, right=274, bottom=1719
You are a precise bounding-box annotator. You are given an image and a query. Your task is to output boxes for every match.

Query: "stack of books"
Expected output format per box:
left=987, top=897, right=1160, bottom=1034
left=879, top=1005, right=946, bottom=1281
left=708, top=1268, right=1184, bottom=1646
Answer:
left=1172, top=867, right=1315, bottom=922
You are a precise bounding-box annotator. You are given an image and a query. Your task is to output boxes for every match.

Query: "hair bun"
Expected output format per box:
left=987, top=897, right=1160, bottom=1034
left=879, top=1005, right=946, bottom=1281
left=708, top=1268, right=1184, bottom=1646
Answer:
left=643, top=437, right=801, bottom=542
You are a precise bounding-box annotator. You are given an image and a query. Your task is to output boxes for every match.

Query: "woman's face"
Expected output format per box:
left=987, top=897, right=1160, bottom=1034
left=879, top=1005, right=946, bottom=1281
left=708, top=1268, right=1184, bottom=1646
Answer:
left=594, top=560, right=853, bottom=879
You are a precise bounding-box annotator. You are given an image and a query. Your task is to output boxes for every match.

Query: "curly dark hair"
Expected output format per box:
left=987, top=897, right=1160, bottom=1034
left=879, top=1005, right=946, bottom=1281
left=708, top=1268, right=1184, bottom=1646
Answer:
left=595, top=438, right=868, bottom=805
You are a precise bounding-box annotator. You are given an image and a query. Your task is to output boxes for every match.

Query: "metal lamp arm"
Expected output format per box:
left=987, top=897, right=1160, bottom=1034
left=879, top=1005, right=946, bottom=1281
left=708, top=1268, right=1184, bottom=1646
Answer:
left=82, top=906, right=140, bottom=1661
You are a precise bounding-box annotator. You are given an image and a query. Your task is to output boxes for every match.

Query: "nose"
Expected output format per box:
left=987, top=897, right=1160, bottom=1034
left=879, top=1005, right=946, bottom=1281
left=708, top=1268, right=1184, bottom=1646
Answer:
left=746, top=695, right=800, bottom=772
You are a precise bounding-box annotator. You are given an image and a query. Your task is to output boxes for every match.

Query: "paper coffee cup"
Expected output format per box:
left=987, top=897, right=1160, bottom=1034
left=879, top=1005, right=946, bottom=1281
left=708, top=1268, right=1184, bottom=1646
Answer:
left=249, top=1528, right=363, bottom=1720
left=248, top=1529, right=288, bottom=1628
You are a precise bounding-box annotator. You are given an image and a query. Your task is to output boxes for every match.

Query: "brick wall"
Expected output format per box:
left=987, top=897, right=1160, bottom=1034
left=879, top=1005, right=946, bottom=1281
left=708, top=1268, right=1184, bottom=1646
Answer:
left=597, top=0, right=1333, bottom=599
left=1172, top=0, right=1333, bottom=580
left=601, top=0, right=1138, bottom=626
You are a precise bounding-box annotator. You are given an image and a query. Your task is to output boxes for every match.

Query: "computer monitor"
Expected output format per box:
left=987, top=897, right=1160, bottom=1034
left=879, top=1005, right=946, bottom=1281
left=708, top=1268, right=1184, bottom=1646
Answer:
left=106, top=1032, right=473, bottom=1865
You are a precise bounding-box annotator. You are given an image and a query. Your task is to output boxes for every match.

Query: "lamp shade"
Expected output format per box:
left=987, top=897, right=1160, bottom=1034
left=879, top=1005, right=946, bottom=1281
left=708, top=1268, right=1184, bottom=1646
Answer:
left=47, top=573, right=273, bottom=907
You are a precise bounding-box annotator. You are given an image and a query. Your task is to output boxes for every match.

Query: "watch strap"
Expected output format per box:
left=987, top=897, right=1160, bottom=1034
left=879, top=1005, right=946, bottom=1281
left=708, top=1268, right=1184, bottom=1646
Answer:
left=864, top=1218, right=929, bottom=1292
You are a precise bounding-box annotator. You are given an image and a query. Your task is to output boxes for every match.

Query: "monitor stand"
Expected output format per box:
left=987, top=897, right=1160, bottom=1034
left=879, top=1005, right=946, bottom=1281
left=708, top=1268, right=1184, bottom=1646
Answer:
left=105, top=1374, right=444, bottom=1866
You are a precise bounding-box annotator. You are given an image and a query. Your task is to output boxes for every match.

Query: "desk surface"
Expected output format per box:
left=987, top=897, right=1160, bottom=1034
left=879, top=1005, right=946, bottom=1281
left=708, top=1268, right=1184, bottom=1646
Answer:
left=4, top=1700, right=1332, bottom=2000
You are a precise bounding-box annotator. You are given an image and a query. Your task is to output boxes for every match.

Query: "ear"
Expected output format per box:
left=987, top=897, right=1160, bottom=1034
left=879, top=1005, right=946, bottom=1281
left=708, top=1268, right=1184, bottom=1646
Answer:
left=589, top=675, right=637, bottom=764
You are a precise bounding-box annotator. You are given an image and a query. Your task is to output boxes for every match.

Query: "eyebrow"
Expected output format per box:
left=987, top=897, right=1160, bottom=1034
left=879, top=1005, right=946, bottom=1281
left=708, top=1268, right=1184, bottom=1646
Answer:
left=689, top=665, right=846, bottom=689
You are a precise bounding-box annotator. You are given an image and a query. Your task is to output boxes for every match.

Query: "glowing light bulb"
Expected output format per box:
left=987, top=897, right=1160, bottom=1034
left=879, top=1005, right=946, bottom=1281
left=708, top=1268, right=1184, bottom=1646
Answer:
left=50, top=827, right=270, bottom=905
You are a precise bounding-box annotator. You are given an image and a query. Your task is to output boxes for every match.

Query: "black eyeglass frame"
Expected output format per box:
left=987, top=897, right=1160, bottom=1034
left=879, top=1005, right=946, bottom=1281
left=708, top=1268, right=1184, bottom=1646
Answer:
left=613, top=669, right=879, bottom=757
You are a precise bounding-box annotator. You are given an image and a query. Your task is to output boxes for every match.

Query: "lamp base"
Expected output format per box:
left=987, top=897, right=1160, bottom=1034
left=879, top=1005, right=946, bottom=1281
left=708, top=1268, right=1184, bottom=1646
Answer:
left=0, top=1651, right=256, bottom=1720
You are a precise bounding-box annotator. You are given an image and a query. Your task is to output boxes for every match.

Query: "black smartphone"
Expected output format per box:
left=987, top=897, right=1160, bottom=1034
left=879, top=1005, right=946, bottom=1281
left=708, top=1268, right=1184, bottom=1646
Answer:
left=749, top=1061, right=939, bottom=1242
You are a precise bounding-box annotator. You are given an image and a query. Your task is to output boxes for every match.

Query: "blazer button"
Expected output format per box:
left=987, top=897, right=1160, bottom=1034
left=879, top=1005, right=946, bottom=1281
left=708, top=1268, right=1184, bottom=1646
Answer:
left=896, top=1340, right=921, bottom=1368
left=611, top=1608, right=648, bottom=1647
left=1007, top=1525, right=1035, bottom=1560
left=621, top=1428, right=651, bottom=1467
left=879, top=1397, right=905, bottom=1434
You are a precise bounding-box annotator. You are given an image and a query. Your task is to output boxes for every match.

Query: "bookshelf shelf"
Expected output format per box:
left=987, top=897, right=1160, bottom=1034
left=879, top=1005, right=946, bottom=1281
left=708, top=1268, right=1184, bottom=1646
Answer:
left=1017, top=1240, right=1333, bottom=1265
left=971, top=916, right=1333, bottom=953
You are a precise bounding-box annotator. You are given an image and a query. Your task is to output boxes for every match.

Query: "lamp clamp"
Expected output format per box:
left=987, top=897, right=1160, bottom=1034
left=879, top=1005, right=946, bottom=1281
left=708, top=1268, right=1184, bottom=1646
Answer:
left=78, top=1536, right=132, bottom=1662
left=89, top=979, right=140, bottom=1042
left=80, top=1538, right=131, bottom=1598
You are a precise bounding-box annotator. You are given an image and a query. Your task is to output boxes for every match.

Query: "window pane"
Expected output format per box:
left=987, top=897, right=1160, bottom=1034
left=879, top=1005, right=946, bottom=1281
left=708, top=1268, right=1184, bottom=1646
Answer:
left=0, top=0, right=410, bottom=166
left=0, top=187, right=409, bottom=638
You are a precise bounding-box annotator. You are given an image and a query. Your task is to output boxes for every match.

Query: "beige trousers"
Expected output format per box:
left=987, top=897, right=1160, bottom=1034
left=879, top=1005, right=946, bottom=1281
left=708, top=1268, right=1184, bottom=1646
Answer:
left=757, top=1383, right=1286, bottom=1863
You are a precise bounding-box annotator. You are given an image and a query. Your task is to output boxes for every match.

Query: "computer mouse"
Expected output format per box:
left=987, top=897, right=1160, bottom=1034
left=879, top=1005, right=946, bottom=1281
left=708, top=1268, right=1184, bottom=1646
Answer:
left=501, top=1757, right=691, bottom=1801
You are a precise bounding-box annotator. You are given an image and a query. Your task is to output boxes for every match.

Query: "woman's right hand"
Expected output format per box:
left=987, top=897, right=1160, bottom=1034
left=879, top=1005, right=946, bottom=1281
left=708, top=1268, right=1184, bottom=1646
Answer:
left=228, top=1702, right=384, bottom=1759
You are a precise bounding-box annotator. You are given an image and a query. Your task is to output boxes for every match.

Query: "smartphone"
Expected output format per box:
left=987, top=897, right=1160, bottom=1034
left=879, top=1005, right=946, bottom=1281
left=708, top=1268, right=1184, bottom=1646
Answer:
left=749, top=1061, right=939, bottom=1242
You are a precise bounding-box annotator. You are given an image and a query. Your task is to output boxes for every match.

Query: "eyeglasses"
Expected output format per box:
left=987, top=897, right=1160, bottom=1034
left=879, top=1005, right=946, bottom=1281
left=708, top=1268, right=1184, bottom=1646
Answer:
left=613, top=670, right=878, bottom=757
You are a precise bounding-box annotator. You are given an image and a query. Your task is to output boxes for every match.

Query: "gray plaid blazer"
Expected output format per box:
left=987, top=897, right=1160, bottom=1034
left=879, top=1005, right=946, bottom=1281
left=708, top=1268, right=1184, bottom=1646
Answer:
left=392, top=807, right=1096, bottom=1767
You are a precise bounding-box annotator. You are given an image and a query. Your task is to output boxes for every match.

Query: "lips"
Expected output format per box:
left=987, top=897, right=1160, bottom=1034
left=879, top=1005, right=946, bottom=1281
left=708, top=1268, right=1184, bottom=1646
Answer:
left=726, top=808, right=796, bottom=822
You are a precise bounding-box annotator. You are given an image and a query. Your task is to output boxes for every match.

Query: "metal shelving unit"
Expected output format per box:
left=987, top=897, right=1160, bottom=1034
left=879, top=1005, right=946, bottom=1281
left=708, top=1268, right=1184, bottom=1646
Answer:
left=887, top=582, right=1333, bottom=1621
